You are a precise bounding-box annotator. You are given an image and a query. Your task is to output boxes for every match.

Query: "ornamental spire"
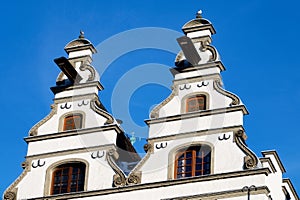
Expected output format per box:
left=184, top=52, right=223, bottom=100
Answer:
left=196, top=10, right=202, bottom=18
left=79, top=30, right=85, bottom=39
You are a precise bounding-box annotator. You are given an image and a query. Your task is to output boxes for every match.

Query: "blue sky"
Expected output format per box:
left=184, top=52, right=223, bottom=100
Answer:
left=1, top=0, right=299, bottom=195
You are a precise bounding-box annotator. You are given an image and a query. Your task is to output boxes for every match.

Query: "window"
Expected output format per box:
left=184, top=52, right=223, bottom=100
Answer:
left=186, top=95, right=206, bottom=112
left=51, top=163, right=85, bottom=195
left=175, top=145, right=211, bottom=179
left=63, top=114, right=82, bottom=131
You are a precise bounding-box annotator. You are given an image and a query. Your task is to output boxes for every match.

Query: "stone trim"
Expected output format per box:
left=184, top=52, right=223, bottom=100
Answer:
left=213, top=79, right=241, bottom=106
left=259, top=157, right=277, bottom=173
left=29, top=104, right=58, bottom=136
left=27, top=168, right=271, bottom=200
left=90, top=97, right=114, bottom=124
left=147, top=125, right=244, bottom=143
left=79, top=63, right=96, bottom=82
left=261, top=150, right=286, bottom=173
left=171, top=61, right=225, bottom=76
left=146, top=105, right=248, bottom=125
left=161, top=186, right=270, bottom=200
left=198, top=36, right=217, bottom=62
left=283, top=178, right=300, bottom=200
left=3, top=161, right=31, bottom=200
left=127, top=144, right=154, bottom=184
left=25, top=124, right=122, bottom=143
left=106, top=149, right=127, bottom=187
left=150, top=85, right=178, bottom=118
left=25, top=144, right=115, bottom=160
left=234, top=130, right=258, bottom=169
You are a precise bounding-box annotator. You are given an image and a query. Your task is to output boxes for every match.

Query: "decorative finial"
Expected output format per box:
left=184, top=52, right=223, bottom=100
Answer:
left=79, top=30, right=85, bottom=39
left=196, top=10, right=203, bottom=18
left=130, top=132, right=136, bottom=145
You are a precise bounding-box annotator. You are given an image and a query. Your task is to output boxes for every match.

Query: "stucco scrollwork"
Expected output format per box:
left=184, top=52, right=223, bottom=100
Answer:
left=126, top=173, right=141, bottom=185
left=106, top=149, right=126, bottom=187
left=200, top=38, right=217, bottom=62
left=213, top=79, right=240, bottom=106
left=79, top=63, right=96, bottom=82
left=150, top=85, right=177, bottom=118
left=90, top=98, right=114, bottom=124
left=4, top=191, right=16, bottom=200
left=4, top=160, right=30, bottom=200
left=234, top=130, right=258, bottom=169
left=127, top=142, right=154, bottom=185
left=143, top=143, right=153, bottom=153
left=29, top=104, right=58, bottom=136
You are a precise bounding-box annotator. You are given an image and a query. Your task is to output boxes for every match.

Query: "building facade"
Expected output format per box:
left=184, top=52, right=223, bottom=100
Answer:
left=3, top=11, right=298, bottom=200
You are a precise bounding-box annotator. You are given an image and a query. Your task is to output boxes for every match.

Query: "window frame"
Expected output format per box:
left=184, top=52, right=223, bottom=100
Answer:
left=51, top=163, right=86, bottom=195
left=173, top=144, right=212, bottom=180
left=59, top=112, right=85, bottom=132
left=185, top=94, right=207, bottom=113
left=44, top=159, right=89, bottom=196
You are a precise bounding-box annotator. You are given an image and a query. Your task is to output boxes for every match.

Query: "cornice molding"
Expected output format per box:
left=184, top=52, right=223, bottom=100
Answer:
left=147, top=125, right=244, bottom=143
left=28, top=168, right=271, bottom=200
left=173, top=73, right=221, bottom=85
left=53, top=93, right=98, bottom=103
left=259, top=157, right=277, bottom=173
left=25, top=144, right=115, bottom=160
left=25, top=124, right=122, bottom=143
left=261, top=150, right=286, bottom=173
left=182, top=24, right=216, bottom=35
left=283, top=178, right=300, bottom=200
left=146, top=105, right=248, bottom=125
left=171, top=61, right=225, bottom=76
left=55, top=81, right=104, bottom=92
left=162, top=186, right=270, bottom=200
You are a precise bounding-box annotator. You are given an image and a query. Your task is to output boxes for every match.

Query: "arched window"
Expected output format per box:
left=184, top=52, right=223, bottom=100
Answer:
left=175, top=145, right=211, bottom=179
left=186, top=95, right=207, bottom=112
left=63, top=114, right=83, bottom=131
left=51, top=163, right=86, bottom=194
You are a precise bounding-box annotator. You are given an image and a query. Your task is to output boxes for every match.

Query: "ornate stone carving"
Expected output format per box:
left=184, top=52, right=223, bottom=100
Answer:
left=200, top=38, right=217, bottom=62
left=213, top=79, right=240, bottom=106
left=143, top=143, right=152, bottom=153
left=234, top=130, right=258, bottom=169
left=106, top=149, right=126, bottom=187
left=90, top=98, right=114, bottom=124
left=127, top=142, right=154, bottom=186
left=29, top=104, right=58, bottom=136
left=126, top=173, right=141, bottom=185
left=79, top=63, right=96, bottom=82
left=4, top=191, right=16, bottom=200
